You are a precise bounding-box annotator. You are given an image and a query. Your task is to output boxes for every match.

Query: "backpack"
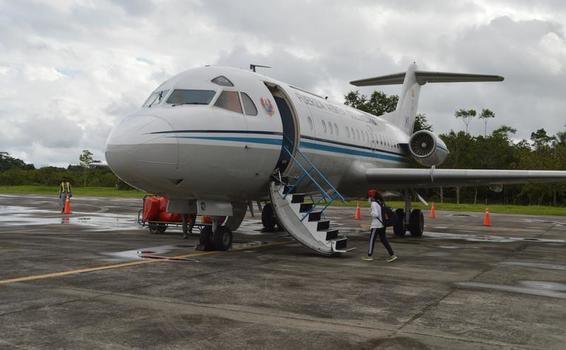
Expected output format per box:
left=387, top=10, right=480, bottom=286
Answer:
left=377, top=200, right=396, bottom=227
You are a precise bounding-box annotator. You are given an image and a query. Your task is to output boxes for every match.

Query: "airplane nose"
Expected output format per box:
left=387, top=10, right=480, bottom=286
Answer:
left=105, top=113, right=178, bottom=190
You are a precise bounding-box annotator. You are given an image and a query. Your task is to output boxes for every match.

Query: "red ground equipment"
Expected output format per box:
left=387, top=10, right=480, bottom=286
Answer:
left=138, top=195, right=225, bottom=235
left=139, top=196, right=183, bottom=234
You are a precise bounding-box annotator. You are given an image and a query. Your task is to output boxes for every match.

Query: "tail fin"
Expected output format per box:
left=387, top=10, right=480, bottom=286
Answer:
left=350, top=64, right=503, bottom=134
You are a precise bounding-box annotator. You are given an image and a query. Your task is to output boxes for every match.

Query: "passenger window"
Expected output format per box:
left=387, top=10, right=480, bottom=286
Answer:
left=307, top=117, right=313, bottom=130
left=346, top=127, right=350, bottom=138
left=334, top=123, right=339, bottom=137
left=241, top=92, right=258, bottom=116
left=214, top=91, right=242, bottom=113
left=322, top=120, right=327, bottom=133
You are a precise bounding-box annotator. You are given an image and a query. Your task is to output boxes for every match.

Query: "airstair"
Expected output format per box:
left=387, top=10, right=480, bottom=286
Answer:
left=269, top=146, right=352, bottom=256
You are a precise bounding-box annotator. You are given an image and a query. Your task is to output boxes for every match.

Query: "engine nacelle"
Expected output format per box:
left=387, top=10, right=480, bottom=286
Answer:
left=408, top=130, right=449, bottom=167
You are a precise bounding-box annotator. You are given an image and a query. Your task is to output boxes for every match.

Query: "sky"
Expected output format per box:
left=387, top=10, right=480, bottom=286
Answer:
left=1, top=0, right=565, bottom=167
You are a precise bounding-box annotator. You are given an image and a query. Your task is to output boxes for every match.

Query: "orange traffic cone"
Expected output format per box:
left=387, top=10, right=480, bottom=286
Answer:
left=354, top=201, right=361, bottom=220
left=429, top=202, right=436, bottom=219
left=483, top=208, right=491, bottom=226
left=63, top=195, right=72, bottom=214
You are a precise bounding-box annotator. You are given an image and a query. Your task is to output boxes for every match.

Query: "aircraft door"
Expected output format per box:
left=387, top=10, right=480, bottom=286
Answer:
left=265, top=84, right=300, bottom=175
left=275, top=96, right=295, bottom=169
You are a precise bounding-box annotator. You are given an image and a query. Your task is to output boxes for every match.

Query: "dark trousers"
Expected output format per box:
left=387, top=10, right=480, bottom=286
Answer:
left=368, top=227, right=394, bottom=256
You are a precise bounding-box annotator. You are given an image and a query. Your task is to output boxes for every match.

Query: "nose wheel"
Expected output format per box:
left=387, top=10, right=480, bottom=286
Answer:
left=198, top=225, right=233, bottom=251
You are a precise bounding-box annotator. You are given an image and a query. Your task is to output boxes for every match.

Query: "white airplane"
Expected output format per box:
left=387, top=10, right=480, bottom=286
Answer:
left=105, top=63, right=566, bottom=255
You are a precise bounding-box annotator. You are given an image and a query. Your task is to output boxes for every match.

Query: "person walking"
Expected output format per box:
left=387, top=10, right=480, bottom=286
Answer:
left=363, top=189, right=398, bottom=262
left=58, top=179, right=72, bottom=213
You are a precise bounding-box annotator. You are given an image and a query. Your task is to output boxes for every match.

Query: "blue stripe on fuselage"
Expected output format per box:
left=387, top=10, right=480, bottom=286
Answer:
left=173, top=134, right=408, bottom=163
left=176, top=136, right=283, bottom=145
left=300, top=141, right=405, bottom=162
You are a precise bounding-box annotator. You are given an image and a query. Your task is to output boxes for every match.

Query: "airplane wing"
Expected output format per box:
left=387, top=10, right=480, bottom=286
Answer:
left=366, top=168, right=566, bottom=188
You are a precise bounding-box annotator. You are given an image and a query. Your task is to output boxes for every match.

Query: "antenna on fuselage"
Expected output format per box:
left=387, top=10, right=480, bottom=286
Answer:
left=250, top=64, right=271, bottom=72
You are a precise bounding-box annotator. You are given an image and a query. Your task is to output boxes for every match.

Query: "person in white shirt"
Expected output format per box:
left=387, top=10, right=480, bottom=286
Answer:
left=363, top=189, right=398, bottom=262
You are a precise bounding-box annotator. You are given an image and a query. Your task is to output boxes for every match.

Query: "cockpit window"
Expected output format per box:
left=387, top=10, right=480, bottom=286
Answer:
left=211, top=75, right=234, bottom=87
left=241, top=93, right=258, bottom=116
left=143, top=89, right=169, bottom=108
left=166, top=89, right=216, bottom=106
left=214, top=91, right=242, bottom=113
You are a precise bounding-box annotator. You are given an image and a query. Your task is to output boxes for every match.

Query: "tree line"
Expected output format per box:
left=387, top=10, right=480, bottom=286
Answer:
left=345, top=90, right=566, bottom=206
left=0, top=150, right=129, bottom=189
left=2, top=91, right=565, bottom=205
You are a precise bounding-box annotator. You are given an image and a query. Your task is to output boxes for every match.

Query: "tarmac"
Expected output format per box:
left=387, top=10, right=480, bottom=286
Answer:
left=0, top=193, right=566, bottom=349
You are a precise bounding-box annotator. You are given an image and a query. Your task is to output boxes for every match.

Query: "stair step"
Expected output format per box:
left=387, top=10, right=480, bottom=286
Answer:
left=299, top=203, right=313, bottom=213
left=291, top=194, right=306, bottom=203
left=308, top=211, right=322, bottom=222
left=332, top=237, right=348, bottom=250
left=317, top=220, right=330, bottom=231
left=324, top=229, right=339, bottom=240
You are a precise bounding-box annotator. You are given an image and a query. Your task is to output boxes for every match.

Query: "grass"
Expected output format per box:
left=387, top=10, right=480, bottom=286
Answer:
left=0, top=185, right=144, bottom=198
left=0, top=185, right=565, bottom=216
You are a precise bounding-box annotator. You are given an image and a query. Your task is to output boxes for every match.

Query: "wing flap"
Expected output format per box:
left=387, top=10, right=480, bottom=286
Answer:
left=366, top=168, right=566, bottom=188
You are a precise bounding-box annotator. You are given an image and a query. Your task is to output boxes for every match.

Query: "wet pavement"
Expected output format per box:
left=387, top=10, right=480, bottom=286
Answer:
left=0, top=194, right=565, bottom=349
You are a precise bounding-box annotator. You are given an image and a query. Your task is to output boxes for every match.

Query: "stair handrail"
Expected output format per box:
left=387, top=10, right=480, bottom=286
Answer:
left=283, top=146, right=330, bottom=200
left=282, top=136, right=346, bottom=202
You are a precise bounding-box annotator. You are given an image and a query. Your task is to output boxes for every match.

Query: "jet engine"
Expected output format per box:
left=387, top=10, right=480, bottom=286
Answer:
left=408, top=130, right=449, bottom=167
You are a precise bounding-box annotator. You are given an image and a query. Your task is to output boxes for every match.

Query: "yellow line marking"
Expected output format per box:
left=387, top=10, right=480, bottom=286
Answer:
left=0, top=241, right=291, bottom=286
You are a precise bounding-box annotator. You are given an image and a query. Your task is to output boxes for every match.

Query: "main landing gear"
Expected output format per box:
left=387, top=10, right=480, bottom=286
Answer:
left=393, top=191, right=424, bottom=237
left=198, top=218, right=233, bottom=251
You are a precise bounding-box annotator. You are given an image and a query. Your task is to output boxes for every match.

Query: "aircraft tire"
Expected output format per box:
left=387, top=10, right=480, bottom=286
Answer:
left=261, top=203, right=277, bottom=231
left=393, top=209, right=406, bottom=237
left=213, top=226, right=233, bottom=251
left=199, top=226, right=215, bottom=251
left=409, top=209, right=424, bottom=237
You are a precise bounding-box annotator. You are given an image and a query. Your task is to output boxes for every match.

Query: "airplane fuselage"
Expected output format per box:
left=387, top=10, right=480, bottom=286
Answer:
left=105, top=66, right=410, bottom=202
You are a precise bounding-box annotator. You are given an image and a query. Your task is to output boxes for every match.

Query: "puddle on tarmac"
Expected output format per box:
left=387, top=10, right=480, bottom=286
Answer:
left=456, top=281, right=566, bottom=299
left=500, top=261, right=566, bottom=271
left=521, top=218, right=566, bottom=226
left=426, top=231, right=566, bottom=244
left=102, top=245, right=177, bottom=261
left=0, top=205, right=139, bottom=231
left=519, top=281, right=566, bottom=292
left=102, top=241, right=272, bottom=262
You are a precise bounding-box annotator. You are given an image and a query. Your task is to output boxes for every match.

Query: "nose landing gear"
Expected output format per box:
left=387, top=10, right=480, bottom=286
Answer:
left=197, top=219, right=233, bottom=251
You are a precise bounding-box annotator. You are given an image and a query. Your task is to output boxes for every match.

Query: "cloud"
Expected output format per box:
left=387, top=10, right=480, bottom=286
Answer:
left=1, top=0, right=565, bottom=167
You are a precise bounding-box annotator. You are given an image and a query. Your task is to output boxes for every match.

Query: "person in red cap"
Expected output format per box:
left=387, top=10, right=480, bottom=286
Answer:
left=363, top=189, right=398, bottom=262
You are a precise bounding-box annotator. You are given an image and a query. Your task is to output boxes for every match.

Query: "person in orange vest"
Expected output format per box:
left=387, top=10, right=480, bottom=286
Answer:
left=363, top=189, right=398, bottom=263
left=58, top=179, right=72, bottom=213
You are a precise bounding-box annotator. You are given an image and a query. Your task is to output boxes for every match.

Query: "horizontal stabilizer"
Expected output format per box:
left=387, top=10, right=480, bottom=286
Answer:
left=351, top=71, right=504, bottom=86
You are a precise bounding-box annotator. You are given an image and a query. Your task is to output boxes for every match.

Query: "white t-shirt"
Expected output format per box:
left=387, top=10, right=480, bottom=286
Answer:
left=370, top=200, right=384, bottom=229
